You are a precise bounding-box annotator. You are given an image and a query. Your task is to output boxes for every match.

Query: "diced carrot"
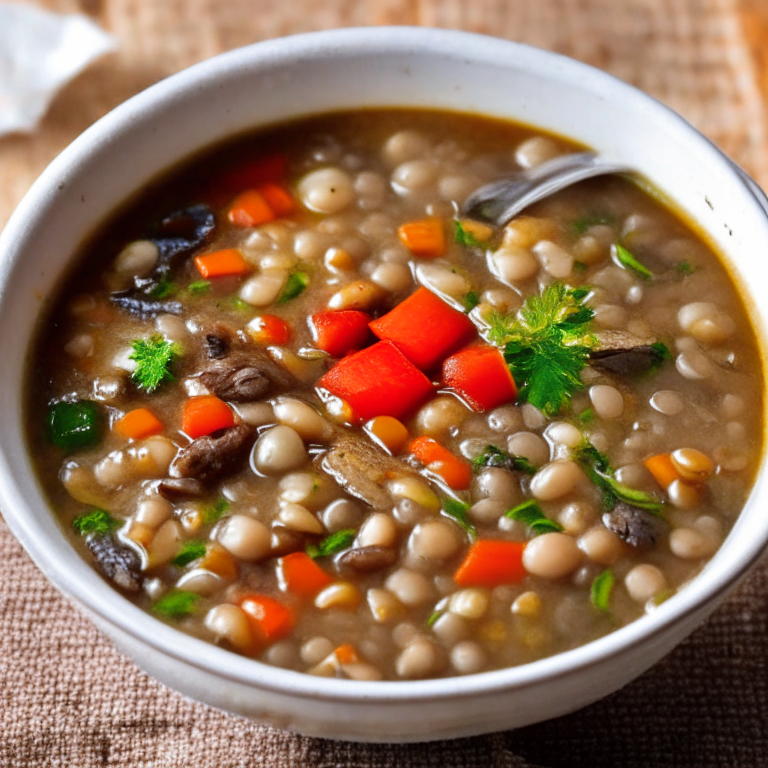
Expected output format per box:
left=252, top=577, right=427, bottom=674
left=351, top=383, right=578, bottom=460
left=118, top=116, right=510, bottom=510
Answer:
left=369, top=287, right=476, bottom=371
left=317, top=340, right=434, bottom=422
left=238, top=594, right=295, bottom=643
left=217, top=154, right=287, bottom=195
left=247, top=314, right=292, bottom=346
left=310, top=310, right=372, bottom=357
left=409, top=436, right=472, bottom=490
left=199, top=544, right=238, bottom=582
left=644, top=453, right=682, bottom=490
left=334, top=643, right=358, bottom=665
left=258, top=182, right=297, bottom=216
left=442, top=344, right=518, bottom=412
left=454, top=540, right=527, bottom=588
left=398, top=218, right=446, bottom=258
left=182, top=396, right=236, bottom=439
left=277, top=552, right=334, bottom=598
left=365, top=416, right=410, bottom=454
left=194, top=248, right=251, bottom=279
left=228, top=189, right=277, bottom=228
left=113, top=407, right=163, bottom=440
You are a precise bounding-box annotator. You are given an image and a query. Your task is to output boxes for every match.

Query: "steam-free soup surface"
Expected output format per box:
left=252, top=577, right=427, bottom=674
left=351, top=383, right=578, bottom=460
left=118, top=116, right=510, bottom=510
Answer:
left=28, top=110, right=764, bottom=680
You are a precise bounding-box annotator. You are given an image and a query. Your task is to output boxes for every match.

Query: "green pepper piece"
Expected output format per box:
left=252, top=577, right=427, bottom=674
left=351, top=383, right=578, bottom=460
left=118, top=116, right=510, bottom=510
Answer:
left=48, top=400, right=103, bottom=450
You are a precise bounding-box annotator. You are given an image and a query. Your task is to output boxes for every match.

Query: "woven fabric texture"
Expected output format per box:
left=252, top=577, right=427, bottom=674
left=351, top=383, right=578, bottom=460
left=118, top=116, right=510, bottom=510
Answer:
left=1, top=0, right=767, bottom=765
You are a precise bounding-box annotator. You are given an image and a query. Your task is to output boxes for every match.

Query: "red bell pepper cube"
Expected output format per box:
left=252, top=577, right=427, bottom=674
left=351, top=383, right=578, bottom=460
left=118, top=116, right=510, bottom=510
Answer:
left=442, top=344, right=518, bottom=412
left=309, top=310, right=373, bottom=358
left=316, top=340, right=434, bottom=422
left=369, top=287, right=476, bottom=371
left=454, top=540, right=527, bottom=587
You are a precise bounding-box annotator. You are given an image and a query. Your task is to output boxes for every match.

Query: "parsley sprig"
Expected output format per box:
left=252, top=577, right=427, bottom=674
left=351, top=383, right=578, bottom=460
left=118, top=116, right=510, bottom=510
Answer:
left=504, top=499, right=563, bottom=536
left=129, top=334, right=181, bottom=393
left=307, top=529, right=356, bottom=559
left=487, top=282, right=596, bottom=416
left=72, top=509, right=120, bottom=536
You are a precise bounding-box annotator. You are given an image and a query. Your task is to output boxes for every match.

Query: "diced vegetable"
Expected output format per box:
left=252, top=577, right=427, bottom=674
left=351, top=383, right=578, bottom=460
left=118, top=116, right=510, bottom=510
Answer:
left=246, top=314, right=292, bottom=346
left=194, top=248, right=251, bottom=279
left=364, top=416, right=409, bottom=454
left=369, top=287, right=476, bottom=371
left=505, top=499, right=563, bottom=536
left=48, top=400, right=102, bottom=450
left=129, top=335, right=180, bottom=393
left=310, top=310, right=372, bottom=357
left=198, top=544, right=238, bottom=581
left=113, top=407, right=164, bottom=440
left=442, top=344, right=518, bottom=412
left=410, top=436, right=472, bottom=490
left=172, top=540, right=206, bottom=567
left=218, top=154, right=287, bottom=195
left=279, top=271, right=310, bottom=303
left=591, top=569, right=615, bottom=613
left=228, top=190, right=277, bottom=228
left=153, top=591, right=200, bottom=619
left=333, top=643, right=359, bottom=665
left=182, top=396, right=236, bottom=438
left=307, top=529, right=357, bottom=559
left=277, top=552, right=334, bottom=598
left=238, top=594, right=295, bottom=643
left=317, top=340, right=434, bottom=422
left=644, top=453, right=682, bottom=490
left=72, top=508, right=120, bottom=535
left=453, top=540, right=527, bottom=587
left=258, top=182, right=297, bottom=216
left=398, top=218, right=446, bottom=258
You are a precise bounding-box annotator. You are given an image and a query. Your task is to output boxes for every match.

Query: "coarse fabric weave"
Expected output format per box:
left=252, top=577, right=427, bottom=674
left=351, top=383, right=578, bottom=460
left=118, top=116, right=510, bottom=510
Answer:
left=1, top=0, right=767, bottom=765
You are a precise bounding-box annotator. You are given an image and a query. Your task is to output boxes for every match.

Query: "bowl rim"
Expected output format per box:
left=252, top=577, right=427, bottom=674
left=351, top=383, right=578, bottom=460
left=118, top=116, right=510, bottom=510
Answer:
left=1, top=25, right=767, bottom=705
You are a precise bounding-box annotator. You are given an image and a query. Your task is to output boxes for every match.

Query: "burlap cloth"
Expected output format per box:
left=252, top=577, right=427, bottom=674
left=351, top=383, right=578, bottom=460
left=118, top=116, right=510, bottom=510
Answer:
left=2, top=1, right=768, bottom=765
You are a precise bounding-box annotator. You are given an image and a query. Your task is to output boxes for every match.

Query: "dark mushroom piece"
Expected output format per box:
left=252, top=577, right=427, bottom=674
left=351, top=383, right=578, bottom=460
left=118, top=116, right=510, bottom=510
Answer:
left=195, top=350, right=294, bottom=402
left=86, top=533, right=142, bottom=592
left=602, top=502, right=666, bottom=549
left=109, top=294, right=183, bottom=319
left=169, top=422, right=255, bottom=483
left=589, top=330, right=668, bottom=377
left=337, top=546, right=398, bottom=573
left=156, top=477, right=206, bottom=500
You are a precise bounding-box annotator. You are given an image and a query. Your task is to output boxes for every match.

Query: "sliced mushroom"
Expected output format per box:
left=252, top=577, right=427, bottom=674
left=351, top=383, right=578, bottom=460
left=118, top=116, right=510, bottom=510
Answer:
left=86, top=533, right=142, bottom=592
left=602, top=503, right=666, bottom=548
left=169, top=422, right=255, bottom=483
left=109, top=294, right=183, bottom=319
left=156, top=477, right=206, bottom=500
left=270, top=526, right=312, bottom=558
left=195, top=350, right=294, bottom=402
left=337, top=546, right=398, bottom=573
left=589, top=331, right=665, bottom=376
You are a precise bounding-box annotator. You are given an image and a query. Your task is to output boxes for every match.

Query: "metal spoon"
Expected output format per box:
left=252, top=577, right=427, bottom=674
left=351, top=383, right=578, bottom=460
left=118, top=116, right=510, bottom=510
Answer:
left=462, top=151, right=632, bottom=226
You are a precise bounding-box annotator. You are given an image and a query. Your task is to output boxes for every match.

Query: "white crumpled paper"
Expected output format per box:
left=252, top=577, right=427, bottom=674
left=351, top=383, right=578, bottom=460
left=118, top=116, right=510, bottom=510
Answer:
left=0, top=3, right=115, bottom=137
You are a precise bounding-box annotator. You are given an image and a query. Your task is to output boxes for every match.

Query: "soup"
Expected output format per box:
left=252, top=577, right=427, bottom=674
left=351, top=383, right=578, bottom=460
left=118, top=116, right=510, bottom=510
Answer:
left=27, top=110, right=764, bottom=681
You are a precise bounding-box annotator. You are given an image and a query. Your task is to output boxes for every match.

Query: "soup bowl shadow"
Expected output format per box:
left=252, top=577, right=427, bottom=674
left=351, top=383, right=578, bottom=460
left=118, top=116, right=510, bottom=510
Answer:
left=0, top=27, right=767, bottom=742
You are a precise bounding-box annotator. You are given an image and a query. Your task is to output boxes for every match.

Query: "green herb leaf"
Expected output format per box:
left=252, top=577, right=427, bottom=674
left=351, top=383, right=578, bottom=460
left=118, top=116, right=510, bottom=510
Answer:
left=573, top=260, right=588, bottom=273
left=188, top=280, right=212, bottom=295
left=613, top=243, right=653, bottom=280
left=675, top=261, right=696, bottom=276
left=129, top=334, right=181, bottom=393
left=453, top=220, right=485, bottom=247
left=487, top=282, right=596, bottom=416
left=279, top=271, right=310, bottom=303
left=591, top=569, right=615, bottom=613
left=72, top=508, right=120, bottom=536
left=426, top=610, right=444, bottom=628
left=441, top=497, right=477, bottom=539
left=577, top=407, right=595, bottom=424
left=505, top=499, right=563, bottom=536
left=152, top=591, right=200, bottom=619
left=148, top=277, right=176, bottom=299
left=48, top=400, right=103, bottom=450
left=462, top=290, right=481, bottom=312
left=472, top=445, right=536, bottom=475
left=201, top=498, right=229, bottom=525
left=307, top=529, right=356, bottom=559
left=172, top=540, right=207, bottom=568
left=571, top=213, right=616, bottom=235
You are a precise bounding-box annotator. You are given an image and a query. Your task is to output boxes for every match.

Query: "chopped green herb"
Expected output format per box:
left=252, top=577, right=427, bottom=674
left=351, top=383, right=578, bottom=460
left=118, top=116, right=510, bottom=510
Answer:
left=573, top=260, right=588, bottom=273
left=649, top=342, right=672, bottom=368
left=441, top=497, right=477, bottom=539
left=675, top=261, right=696, bottom=276
left=148, top=277, right=176, bottom=299
left=48, top=400, right=103, bottom=450
left=487, top=282, right=596, bottom=416
left=279, top=271, right=310, bottom=303
left=129, top=334, right=181, bottom=393
left=426, top=610, right=444, bottom=628
left=462, top=290, right=481, bottom=312
left=453, top=220, right=485, bottom=247
left=72, top=508, right=120, bottom=536
left=571, top=213, right=616, bottom=235
left=152, top=591, right=200, bottom=619
left=307, top=529, right=356, bottom=559
left=505, top=499, right=563, bottom=536
left=229, top=297, right=252, bottom=312
left=574, top=438, right=664, bottom=514
left=613, top=243, right=653, bottom=280
left=472, top=445, right=536, bottom=475
left=577, top=407, right=595, bottom=424
left=172, top=540, right=207, bottom=568
left=201, top=498, right=229, bottom=525
left=188, top=280, right=212, bottom=295
left=591, top=569, right=615, bottom=613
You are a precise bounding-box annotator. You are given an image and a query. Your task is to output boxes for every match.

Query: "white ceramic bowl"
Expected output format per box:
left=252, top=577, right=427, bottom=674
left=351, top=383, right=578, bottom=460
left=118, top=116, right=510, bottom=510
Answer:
left=0, top=27, right=767, bottom=743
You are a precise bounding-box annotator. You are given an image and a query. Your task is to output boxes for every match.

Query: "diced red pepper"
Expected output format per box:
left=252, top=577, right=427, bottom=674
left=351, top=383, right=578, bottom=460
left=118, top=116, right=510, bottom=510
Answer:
left=182, top=396, right=236, bottom=438
left=277, top=552, right=334, bottom=598
left=409, top=436, right=472, bottom=490
left=238, top=594, right=295, bottom=643
left=310, top=310, right=373, bottom=357
left=247, top=314, right=292, bottom=346
left=217, top=154, right=287, bottom=195
left=442, top=344, right=518, bottom=412
left=258, top=182, right=297, bottom=216
left=454, top=540, right=527, bottom=587
left=369, top=287, right=476, bottom=372
left=316, top=340, right=434, bottom=422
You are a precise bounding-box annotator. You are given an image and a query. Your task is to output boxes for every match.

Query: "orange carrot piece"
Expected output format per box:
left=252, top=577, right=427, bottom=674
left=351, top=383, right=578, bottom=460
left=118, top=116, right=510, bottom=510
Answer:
left=410, top=436, right=472, bottom=490
left=238, top=594, right=295, bottom=643
left=333, top=644, right=359, bottom=665
left=247, top=314, right=292, bottom=346
left=277, top=552, right=334, bottom=599
left=454, top=540, right=527, bottom=588
left=644, top=453, right=682, bottom=490
left=199, top=544, right=238, bottom=582
left=194, top=248, right=251, bottom=279
left=365, top=416, right=410, bottom=454
left=258, top=182, right=297, bottom=216
left=228, top=189, right=277, bottom=228
left=397, top=218, right=446, bottom=258
left=182, top=396, right=235, bottom=439
left=113, top=407, right=163, bottom=440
